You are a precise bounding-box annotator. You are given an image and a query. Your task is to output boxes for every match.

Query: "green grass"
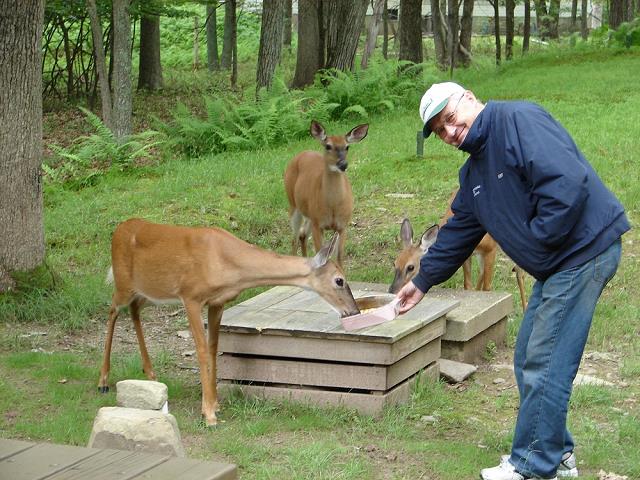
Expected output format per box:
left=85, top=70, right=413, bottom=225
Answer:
left=1, top=45, right=639, bottom=479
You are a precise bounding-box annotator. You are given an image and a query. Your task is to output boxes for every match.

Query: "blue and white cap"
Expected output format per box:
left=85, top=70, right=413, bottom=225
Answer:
left=419, top=82, right=465, bottom=138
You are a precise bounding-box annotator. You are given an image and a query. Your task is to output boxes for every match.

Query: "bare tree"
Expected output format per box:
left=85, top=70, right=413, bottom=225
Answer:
left=325, top=0, right=368, bottom=71
left=523, top=0, right=531, bottom=52
left=382, top=0, right=389, bottom=59
left=256, top=0, right=285, bottom=92
left=399, top=0, right=423, bottom=64
left=291, top=0, right=321, bottom=88
left=431, top=0, right=447, bottom=67
left=221, top=0, right=235, bottom=69
left=490, top=0, right=501, bottom=65
left=362, top=0, right=385, bottom=69
left=580, top=0, right=588, bottom=39
left=138, top=5, right=163, bottom=90
left=283, top=0, right=292, bottom=47
left=207, top=2, right=220, bottom=71
left=458, top=0, right=474, bottom=66
left=505, top=0, right=515, bottom=60
left=111, top=0, right=132, bottom=140
left=0, top=0, right=45, bottom=291
left=87, top=0, right=113, bottom=128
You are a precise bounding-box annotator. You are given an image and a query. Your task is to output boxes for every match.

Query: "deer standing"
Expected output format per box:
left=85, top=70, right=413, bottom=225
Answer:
left=284, top=120, right=369, bottom=267
left=389, top=205, right=528, bottom=313
left=98, top=218, right=360, bottom=426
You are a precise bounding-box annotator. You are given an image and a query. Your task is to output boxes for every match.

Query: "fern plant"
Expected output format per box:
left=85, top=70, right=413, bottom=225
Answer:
left=45, top=107, right=163, bottom=188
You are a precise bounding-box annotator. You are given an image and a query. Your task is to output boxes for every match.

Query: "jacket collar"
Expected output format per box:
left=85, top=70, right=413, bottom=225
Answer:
left=458, top=102, right=493, bottom=155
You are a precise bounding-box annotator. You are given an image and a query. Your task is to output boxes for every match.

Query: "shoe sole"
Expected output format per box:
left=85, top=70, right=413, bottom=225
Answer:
left=557, top=468, right=578, bottom=478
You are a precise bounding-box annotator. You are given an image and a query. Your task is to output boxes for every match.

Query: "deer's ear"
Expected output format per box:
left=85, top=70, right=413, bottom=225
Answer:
left=400, top=218, right=413, bottom=248
left=346, top=124, right=369, bottom=144
left=420, top=225, right=439, bottom=253
left=310, top=120, right=327, bottom=142
left=311, top=233, right=338, bottom=268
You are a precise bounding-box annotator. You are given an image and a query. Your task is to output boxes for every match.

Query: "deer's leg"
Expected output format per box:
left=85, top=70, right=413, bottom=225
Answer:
left=130, top=298, right=155, bottom=380
left=184, top=299, right=216, bottom=426
left=98, top=294, right=127, bottom=393
left=336, top=228, right=347, bottom=268
left=462, top=258, right=473, bottom=290
left=207, top=304, right=224, bottom=414
left=515, top=266, right=528, bottom=313
left=479, top=248, right=497, bottom=291
left=290, top=209, right=302, bottom=256
left=310, top=222, right=324, bottom=256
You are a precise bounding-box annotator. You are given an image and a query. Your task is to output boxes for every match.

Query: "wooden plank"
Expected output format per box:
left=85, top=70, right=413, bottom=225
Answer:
left=219, top=283, right=458, bottom=344
left=218, top=337, right=440, bottom=391
left=0, top=442, right=99, bottom=480
left=0, top=438, right=34, bottom=461
left=386, top=338, right=440, bottom=389
left=219, top=316, right=446, bottom=365
left=219, top=361, right=439, bottom=416
left=136, top=457, right=237, bottom=480
left=45, top=448, right=169, bottom=480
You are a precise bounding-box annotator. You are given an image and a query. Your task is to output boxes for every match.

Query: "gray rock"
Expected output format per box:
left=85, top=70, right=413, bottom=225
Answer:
left=439, top=358, right=477, bottom=383
left=116, top=380, right=168, bottom=410
left=88, top=407, right=185, bottom=457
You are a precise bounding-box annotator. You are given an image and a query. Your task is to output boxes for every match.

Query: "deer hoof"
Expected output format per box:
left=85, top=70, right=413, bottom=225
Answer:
left=98, top=385, right=109, bottom=394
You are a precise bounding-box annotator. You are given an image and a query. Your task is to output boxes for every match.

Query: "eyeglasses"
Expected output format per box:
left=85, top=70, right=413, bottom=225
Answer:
left=433, top=93, right=464, bottom=138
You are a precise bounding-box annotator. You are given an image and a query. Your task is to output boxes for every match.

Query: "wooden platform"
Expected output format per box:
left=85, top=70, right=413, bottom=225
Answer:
left=217, top=282, right=459, bottom=415
left=0, top=438, right=237, bottom=480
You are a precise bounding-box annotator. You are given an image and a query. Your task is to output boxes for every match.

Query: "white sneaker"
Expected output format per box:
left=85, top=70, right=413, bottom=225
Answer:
left=481, top=456, right=558, bottom=480
left=499, top=452, right=578, bottom=479
left=557, top=452, right=579, bottom=478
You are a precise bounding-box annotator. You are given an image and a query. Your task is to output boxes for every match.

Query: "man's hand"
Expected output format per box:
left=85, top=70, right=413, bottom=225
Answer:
left=395, top=281, right=425, bottom=315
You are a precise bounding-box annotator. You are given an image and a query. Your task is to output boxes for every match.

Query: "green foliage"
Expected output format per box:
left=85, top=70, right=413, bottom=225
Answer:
left=308, top=60, right=426, bottom=120
left=44, top=108, right=162, bottom=189
left=162, top=60, right=429, bottom=157
left=609, top=17, right=640, bottom=48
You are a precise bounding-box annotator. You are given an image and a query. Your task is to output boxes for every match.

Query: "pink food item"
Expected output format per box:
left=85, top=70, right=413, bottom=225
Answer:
left=341, top=297, right=401, bottom=331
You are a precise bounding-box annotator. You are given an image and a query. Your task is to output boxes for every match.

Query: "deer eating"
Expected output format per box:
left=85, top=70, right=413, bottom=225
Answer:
left=284, top=120, right=369, bottom=267
left=98, top=218, right=360, bottom=426
left=389, top=191, right=528, bottom=312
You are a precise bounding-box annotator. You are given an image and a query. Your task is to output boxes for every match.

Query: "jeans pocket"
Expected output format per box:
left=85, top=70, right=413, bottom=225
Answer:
left=594, top=239, right=622, bottom=284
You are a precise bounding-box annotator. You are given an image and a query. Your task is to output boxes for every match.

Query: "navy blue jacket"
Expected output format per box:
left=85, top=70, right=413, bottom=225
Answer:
left=412, top=101, right=630, bottom=293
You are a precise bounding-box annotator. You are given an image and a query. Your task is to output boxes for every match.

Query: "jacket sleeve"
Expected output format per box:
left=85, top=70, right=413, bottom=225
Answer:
left=412, top=189, right=487, bottom=293
left=514, top=106, right=589, bottom=249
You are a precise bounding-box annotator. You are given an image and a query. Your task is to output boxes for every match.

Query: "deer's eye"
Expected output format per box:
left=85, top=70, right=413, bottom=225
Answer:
left=325, top=145, right=332, bottom=151
left=407, top=265, right=415, bottom=273
left=345, top=145, right=349, bottom=150
left=335, top=277, right=344, bottom=287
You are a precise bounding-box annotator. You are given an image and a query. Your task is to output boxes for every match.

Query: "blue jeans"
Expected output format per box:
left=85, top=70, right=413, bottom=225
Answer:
left=509, top=238, right=622, bottom=479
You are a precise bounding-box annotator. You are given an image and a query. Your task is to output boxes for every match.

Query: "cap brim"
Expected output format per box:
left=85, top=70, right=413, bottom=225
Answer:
left=421, top=98, right=449, bottom=139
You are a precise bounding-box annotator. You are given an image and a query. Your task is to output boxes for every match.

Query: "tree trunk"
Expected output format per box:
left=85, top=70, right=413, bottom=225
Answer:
left=549, top=0, right=560, bottom=38
left=87, top=0, right=113, bottom=129
left=0, top=0, right=45, bottom=291
left=230, top=0, right=238, bottom=88
left=283, top=0, right=292, bottom=47
left=523, top=0, right=531, bottom=52
left=221, top=0, right=235, bottom=69
left=399, top=0, right=423, bottom=64
left=458, top=0, right=474, bottom=66
left=111, top=0, right=132, bottom=141
left=291, top=0, right=321, bottom=88
left=492, top=0, right=501, bottom=65
left=256, top=0, right=285, bottom=93
left=431, top=0, right=447, bottom=68
left=362, top=0, right=385, bottom=69
left=505, top=0, right=515, bottom=60
left=138, top=13, right=163, bottom=90
left=207, top=3, right=220, bottom=71
left=580, top=0, right=588, bottom=39
left=609, top=0, right=625, bottom=28
left=382, top=0, right=389, bottom=59
left=325, top=0, right=368, bottom=72
left=446, top=0, right=459, bottom=69
left=571, top=0, right=578, bottom=31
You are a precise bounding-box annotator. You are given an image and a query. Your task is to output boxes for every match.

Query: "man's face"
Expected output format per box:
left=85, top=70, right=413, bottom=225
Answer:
left=429, top=91, right=478, bottom=148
